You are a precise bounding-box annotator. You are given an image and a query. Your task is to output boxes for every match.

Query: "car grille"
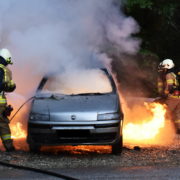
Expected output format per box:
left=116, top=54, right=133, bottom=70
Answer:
left=28, top=124, right=52, bottom=129
left=28, top=123, right=119, bottom=129
left=30, top=131, right=116, bottom=144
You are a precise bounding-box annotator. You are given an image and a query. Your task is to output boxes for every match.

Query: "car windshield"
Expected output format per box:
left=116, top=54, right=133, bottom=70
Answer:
left=41, top=69, right=114, bottom=95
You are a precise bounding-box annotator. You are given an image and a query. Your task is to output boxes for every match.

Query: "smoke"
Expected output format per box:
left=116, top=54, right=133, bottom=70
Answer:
left=0, top=0, right=140, bottom=94
left=0, top=0, right=140, bottom=110
left=43, top=69, right=113, bottom=95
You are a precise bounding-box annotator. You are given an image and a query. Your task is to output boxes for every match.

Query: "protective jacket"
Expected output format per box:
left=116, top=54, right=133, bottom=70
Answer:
left=164, top=72, right=179, bottom=96
left=0, top=64, right=16, bottom=107
left=157, top=73, right=166, bottom=95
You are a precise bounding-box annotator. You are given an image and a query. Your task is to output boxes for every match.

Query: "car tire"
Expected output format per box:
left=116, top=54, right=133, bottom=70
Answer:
left=112, top=135, right=123, bottom=155
left=176, top=128, right=180, bottom=134
left=173, top=121, right=180, bottom=134
left=29, top=145, right=42, bottom=153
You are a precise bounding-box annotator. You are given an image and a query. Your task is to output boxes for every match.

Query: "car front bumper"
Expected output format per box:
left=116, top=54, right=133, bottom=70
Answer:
left=27, top=120, right=122, bottom=146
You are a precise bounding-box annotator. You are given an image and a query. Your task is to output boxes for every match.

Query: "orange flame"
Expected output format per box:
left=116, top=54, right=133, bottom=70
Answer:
left=123, top=102, right=166, bottom=142
left=10, top=122, right=26, bottom=139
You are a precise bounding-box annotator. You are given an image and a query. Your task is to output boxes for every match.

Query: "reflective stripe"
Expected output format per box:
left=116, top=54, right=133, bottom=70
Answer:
left=7, top=80, right=14, bottom=86
left=178, top=72, right=180, bottom=75
left=1, top=134, right=11, bottom=141
left=158, top=82, right=163, bottom=86
left=0, top=64, right=5, bottom=69
left=0, top=64, right=6, bottom=83
left=169, top=96, right=180, bottom=98
left=167, top=79, right=173, bottom=84
left=158, top=88, right=163, bottom=91
left=0, top=95, right=7, bottom=104
left=175, top=120, right=180, bottom=123
left=0, top=99, right=7, bottom=103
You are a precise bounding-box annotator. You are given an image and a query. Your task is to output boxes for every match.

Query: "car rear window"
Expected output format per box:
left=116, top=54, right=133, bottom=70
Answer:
left=41, top=69, right=113, bottom=95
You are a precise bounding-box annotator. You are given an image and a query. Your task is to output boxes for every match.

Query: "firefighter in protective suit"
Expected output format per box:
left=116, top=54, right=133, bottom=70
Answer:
left=0, top=48, right=16, bottom=152
left=159, top=59, right=180, bottom=131
left=157, top=62, right=166, bottom=95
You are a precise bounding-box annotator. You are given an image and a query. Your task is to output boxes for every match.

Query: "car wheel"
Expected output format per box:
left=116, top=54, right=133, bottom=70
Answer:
left=176, top=128, right=180, bottom=134
left=29, top=145, right=42, bottom=153
left=173, top=121, right=180, bottom=134
left=112, top=135, right=123, bottom=155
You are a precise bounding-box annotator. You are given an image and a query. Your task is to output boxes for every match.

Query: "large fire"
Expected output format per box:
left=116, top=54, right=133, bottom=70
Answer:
left=10, top=122, right=26, bottom=139
left=9, top=102, right=171, bottom=147
left=123, top=102, right=173, bottom=145
left=4, top=96, right=175, bottom=153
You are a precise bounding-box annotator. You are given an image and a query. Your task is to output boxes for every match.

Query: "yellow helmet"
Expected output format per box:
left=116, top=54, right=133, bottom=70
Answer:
left=0, top=48, right=13, bottom=65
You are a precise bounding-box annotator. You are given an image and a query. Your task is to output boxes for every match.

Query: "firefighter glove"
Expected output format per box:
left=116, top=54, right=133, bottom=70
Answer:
left=4, top=105, right=13, bottom=116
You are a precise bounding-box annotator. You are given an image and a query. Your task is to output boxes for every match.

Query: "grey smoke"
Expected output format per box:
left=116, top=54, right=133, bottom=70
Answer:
left=0, top=0, right=140, bottom=99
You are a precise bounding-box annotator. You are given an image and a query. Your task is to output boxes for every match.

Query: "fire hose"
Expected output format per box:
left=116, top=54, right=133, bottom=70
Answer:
left=1, top=96, right=79, bottom=180
left=0, top=160, right=78, bottom=180
left=10, top=96, right=35, bottom=121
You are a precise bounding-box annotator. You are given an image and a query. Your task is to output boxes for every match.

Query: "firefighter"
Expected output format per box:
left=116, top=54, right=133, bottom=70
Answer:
left=0, top=48, right=16, bottom=152
left=157, top=62, right=166, bottom=95
left=160, top=59, right=180, bottom=132
left=154, top=62, right=167, bottom=104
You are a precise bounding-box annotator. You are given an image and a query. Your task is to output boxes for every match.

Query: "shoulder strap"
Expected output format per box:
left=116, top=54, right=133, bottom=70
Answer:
left=0, top=64, right=5, bottom=69
left=0, top=64, right=6, bottom=83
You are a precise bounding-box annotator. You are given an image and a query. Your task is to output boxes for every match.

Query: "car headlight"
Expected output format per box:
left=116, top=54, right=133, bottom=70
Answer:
left=29, top=114, right=50, bottom=121
left=97, top=113, right=120, bottom=120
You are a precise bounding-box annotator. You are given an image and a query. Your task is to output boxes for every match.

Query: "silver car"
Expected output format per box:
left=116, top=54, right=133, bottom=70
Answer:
left=27, top=69, right=124, bottom=154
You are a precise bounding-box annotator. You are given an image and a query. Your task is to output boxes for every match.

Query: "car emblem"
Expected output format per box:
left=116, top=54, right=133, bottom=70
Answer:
left=71, top=115, right=76, bottom=120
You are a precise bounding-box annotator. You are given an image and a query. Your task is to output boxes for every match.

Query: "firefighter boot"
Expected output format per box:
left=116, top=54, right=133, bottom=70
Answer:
left=3, top=139, right=15, bottom=152
left=5, top=146, right=15, bottom=152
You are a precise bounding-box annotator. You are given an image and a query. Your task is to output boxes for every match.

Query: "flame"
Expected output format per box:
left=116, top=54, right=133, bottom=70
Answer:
left=6, top=99, right=171, bottom=151
left=9, top=122, right=111, bottom=154
left=41, top=145, right=111, bottom=154
left=10, top=122, right=26, bottom=139
left=123, top=102, right=166, bottom=142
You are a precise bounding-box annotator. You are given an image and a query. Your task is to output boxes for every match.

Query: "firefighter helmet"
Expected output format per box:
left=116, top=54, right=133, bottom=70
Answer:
left=0, top=48, right=13, bottom=65
left=161, top=59, right=174, bottom=69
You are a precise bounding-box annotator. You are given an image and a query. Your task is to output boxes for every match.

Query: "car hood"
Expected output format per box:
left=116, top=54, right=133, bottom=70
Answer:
left=31, top=94, right=118, bottom=121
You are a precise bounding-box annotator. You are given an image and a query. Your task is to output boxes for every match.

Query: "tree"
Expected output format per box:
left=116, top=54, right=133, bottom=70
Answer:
left=124, top=0, right=180, bottom=66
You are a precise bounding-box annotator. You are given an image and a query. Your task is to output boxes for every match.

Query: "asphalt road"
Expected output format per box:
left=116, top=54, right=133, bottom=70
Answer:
left=0, top=166, right=180, bottom=180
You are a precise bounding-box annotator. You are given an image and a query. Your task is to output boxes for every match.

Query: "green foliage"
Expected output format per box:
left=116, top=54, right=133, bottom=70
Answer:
left=125, top=0, right=178, bottom=26
left=140, top=49, right=159, bottom=59
left=123, top=0, right=180, bottom=65
left=126, top=0, right=153, bottom=11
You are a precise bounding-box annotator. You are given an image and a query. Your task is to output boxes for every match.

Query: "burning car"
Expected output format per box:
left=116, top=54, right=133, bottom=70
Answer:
left=27, top=69, right=123, bottom=154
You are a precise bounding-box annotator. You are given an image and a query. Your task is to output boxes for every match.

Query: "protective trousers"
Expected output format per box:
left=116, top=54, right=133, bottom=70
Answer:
left=0, top=107, right=13, bottom=149
left=166, top=97, right=180, bottom=129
